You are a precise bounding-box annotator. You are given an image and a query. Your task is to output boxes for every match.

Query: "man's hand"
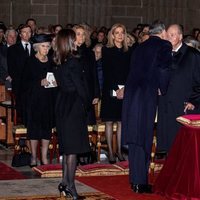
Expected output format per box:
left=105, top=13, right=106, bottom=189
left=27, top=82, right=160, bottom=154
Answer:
left=184, top=102, right=195, bottom=113
left=92, top=98, right=99, bottom=104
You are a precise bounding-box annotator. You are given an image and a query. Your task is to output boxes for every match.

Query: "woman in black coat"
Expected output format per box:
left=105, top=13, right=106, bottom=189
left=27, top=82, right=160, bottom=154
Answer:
left=73, top=25, right=100, bottom=165
left=54, top=29, right=90, bottom=200
left=21, top=34, right=56, bottom=167
left=100, top=23, right=132, bottom=163
left=73, top=25, right=100, bottom=125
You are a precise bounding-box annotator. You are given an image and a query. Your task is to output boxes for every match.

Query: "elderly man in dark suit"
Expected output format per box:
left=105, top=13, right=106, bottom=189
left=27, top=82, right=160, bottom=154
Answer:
left=7, top=24, right=34, bottom=123
left=121, top=20, right=172, bottom=193
left=157, top=24, right=200, bottom=154
left=0, top=28, right=17, bottom=89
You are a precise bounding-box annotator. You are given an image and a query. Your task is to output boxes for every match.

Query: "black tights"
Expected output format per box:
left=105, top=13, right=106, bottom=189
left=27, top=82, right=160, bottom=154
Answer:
left=62, top=154, right=78, bottom=196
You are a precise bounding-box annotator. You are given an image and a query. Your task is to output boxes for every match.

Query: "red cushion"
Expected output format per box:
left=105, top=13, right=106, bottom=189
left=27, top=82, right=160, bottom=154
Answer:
left=176, top=114, right=200, bottom=128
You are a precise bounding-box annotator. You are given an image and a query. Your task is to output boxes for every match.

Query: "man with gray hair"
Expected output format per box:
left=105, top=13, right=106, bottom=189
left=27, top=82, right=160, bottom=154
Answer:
left=121, top=20, right=172, bottom=193
left=0, top=28, right=17, bottom=89
left=157, top=24, right=200, bottom=154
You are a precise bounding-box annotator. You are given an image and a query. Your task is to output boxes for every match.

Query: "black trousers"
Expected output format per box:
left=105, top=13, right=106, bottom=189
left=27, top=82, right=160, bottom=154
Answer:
left=128, top=143, right=150, bottom=185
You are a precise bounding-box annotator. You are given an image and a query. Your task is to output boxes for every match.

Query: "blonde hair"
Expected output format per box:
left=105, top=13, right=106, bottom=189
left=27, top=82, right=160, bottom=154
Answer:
left=73, top=24, right=91, bottom=47
left=107, top=23, right=128, bottom=52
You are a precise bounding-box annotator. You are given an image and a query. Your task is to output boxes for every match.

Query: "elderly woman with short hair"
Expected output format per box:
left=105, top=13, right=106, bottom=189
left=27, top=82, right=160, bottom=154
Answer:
left=21, top=34, right=57, bottom=167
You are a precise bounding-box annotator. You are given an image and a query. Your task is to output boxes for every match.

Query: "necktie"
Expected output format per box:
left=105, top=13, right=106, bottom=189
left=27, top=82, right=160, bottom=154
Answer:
left=172, top=51, right=179, bottom=57
left=25, top=43, right=29, bottom=57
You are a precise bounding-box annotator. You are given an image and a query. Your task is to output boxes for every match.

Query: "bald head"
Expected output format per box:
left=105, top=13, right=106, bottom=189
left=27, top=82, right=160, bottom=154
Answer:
left=167, top=24, right=183, bottom=50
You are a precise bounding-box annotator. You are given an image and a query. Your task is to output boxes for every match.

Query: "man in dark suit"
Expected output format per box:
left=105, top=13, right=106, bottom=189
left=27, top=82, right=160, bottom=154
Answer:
left=121, top=20, right=172, bottom=193
left=0, top=28, right=17, bottom=89
left=157, top=24, right=200, bottom=154
left=7, top=24, right=34, bottom=122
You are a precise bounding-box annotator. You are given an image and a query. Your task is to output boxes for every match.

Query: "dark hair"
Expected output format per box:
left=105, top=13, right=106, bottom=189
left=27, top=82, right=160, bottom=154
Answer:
left=149, top=20, right=165, bottom=35
left=0, top=22, right=7, bottom=33
left=53, top=24, right=63, bottom=32
left=26, top=18, right=36, bottom=25
left=18, top=24, right=32, bottom=34
left=53, top=29, right=77, bottom=65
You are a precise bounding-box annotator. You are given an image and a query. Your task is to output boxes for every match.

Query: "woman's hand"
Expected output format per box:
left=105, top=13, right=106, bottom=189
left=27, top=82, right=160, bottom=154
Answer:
left=41, top=78, right=49, bottom=87
left=52, top=80, right=57, bottom=87
left=116, top=87, right=124, bottom=99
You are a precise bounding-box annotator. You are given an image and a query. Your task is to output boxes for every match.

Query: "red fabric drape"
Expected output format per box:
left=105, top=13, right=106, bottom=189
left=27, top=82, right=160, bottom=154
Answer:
left=154, top=126, right=200, bottom=200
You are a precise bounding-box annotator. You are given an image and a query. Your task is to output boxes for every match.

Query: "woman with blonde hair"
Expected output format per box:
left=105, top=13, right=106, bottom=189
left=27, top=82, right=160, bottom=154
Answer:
left=100, top=23, right=132, bottom=163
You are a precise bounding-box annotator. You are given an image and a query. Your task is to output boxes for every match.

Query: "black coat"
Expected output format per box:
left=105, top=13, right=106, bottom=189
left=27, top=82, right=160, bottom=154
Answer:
left=0, top=44, right=9, bottom=82
left=7, top=41, right=34, bottom=95
left=122, top=36, right=172, bottom=155
left=157, top=43, right=200, bottom=152
left=77, top=44, right=100, bottom=125
left=21, top=55, right=56, bottom=140
left=55, top=56, right=90, bottom=155
left=100, top=46, right=132, bottom=121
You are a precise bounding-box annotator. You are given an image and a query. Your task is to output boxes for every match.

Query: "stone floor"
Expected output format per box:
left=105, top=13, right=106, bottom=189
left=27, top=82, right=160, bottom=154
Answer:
left=0, top=143, right=127, bottom=198
left=0, top=144, right=101, bottom=198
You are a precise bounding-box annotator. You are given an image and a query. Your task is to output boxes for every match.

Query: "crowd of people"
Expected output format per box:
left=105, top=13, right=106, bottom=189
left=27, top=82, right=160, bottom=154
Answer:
left=0, top=18, right=200, bottom=198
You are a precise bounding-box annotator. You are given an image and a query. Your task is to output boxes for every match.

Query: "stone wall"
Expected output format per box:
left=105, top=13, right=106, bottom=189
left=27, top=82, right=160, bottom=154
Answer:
left=0, top=0, right=199, bottom=33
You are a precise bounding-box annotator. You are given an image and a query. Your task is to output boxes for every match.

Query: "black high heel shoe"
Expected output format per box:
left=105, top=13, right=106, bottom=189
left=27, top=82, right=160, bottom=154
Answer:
left=115, top=153, right=125, bottom=162
left=58, top=183, right=67, bottom=197
left=66, top=187, right=86, bottom=200
left=58, top=183, right=85, bottom=199
left=108, top=155, right=116, bottom=164
left=29, top=160, right=37, bottom=168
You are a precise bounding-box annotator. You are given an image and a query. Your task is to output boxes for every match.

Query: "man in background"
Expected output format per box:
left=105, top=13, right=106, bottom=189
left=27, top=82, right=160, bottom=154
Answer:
left=7, top=24, right=34, bottom=123
left=0, top=28, right=17, bottom=89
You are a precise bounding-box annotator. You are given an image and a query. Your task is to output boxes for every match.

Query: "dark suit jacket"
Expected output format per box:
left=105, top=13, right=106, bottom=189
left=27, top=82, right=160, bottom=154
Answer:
left=157, top=43, right=200, bottom=151
left=7, top=41, right=34, bottom=95
left=122, top=36, right=172, bottom=155
left=0, top=44, right=9, bottom=82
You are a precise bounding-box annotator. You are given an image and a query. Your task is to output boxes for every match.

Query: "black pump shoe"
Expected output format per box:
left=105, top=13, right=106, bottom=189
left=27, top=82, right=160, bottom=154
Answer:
left=132, top=184, right=152, bottom=194
left=108, top=155, right=116, bottom=164
left=115, top=153, right=125, bottom=162
left=29, top=163, right=37, bottom=168
left=58, top=183, right=67, bottom=197
left=58, top=183, right=85, bottom=199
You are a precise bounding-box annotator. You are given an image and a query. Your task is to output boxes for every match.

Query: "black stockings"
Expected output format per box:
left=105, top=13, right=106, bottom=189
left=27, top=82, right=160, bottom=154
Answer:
left=62, top=154, right=78, bottom=196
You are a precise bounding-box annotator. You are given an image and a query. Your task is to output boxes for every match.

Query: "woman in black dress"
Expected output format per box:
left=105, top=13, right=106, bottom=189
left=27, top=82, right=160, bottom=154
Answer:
left=54, top=29, right=90, bottom=200
left=22, top=34, right=56, bottom=167
left=101, top=23, right=132, bottom=163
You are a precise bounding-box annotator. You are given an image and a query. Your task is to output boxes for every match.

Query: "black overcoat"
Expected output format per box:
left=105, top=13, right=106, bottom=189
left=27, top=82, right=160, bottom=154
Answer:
left=122, top=36, right=172, bottom=155
left=7, top=42, right=34, bottom=119
left=21, top=55, right=56, bottom=140
left=7, top=41, right=34, bottom=95
left=100, top=46, right=132, bottom=121
left=77, top=44, right=100, bottom=125
left=55, top=56, right=90, bottom=155
left=157, top=43, right=200, bottom=152
left=0, top=45, right=9, bottom=83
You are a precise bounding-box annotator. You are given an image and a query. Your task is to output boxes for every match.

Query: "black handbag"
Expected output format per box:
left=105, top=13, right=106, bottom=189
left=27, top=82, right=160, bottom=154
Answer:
left=11, top=139, right=31, bottom=167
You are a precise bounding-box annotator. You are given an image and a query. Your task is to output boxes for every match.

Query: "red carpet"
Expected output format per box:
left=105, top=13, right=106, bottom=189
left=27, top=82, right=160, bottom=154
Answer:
left=0, top=162, right=27, bottom=180
left=77, top=175, right=168, bottom=200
